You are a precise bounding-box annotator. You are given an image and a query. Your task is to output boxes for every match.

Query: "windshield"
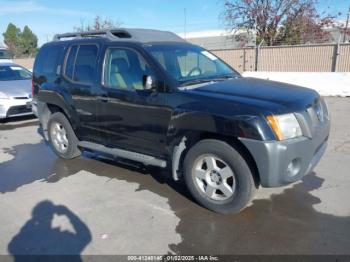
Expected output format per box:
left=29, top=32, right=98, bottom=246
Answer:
left=0, top=65, right=32, bottom=81
left=145, top=44, right=239, bottom=87
left=0, top=50, right=13, bottom=59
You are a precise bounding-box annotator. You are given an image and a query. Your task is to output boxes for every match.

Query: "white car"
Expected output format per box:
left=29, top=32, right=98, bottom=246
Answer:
left=0, top=63, right=33, bottom=119
left=0, top=48, right=13, bottom=63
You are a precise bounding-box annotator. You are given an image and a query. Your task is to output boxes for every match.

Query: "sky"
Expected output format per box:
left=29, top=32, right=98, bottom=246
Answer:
left=0, top=0, right=349, bottom=46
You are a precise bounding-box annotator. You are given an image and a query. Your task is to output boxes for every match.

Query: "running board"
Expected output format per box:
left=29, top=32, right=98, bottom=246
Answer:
left=78, top=141, right=167, bottom=168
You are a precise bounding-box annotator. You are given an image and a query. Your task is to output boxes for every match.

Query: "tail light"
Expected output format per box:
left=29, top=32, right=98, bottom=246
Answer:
left=32, top=77, right=35, bottom=97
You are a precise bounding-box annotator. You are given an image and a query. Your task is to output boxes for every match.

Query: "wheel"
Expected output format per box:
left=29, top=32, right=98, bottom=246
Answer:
left=47, top=112, right=81, bottom=159
left=183, top=139, right=257, bottom=214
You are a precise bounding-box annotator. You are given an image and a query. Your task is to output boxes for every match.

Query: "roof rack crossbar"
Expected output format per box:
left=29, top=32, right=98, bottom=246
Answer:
left=53, top=29, right=131, bottom=41
left=52, top=28, right=186, bottom=43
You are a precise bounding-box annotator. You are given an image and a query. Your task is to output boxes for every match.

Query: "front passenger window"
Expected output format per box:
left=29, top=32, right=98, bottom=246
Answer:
left=104, top=48, right=152, bottom=90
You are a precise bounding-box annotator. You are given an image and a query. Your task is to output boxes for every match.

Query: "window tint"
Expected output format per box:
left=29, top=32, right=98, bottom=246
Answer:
left=73, top=45, right=98, bottom=84
left=34, top=44, right=63, bottom=82
left=65, top=46, right=78, bottom=79
left=104, top=48, right=152, bottom=90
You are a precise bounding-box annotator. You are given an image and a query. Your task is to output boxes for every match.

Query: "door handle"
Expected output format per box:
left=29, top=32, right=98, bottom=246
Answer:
left=97, top=96, right=110, bottom=103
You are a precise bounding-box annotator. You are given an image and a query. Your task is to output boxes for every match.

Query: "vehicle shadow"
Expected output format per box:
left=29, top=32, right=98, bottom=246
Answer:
left=169, top=173, right=350, bottom=254
left=1, top=135, right=350, bottom=254
left=0, top=116, right=38, bottom=130
left=7, top=200, right=91, bottom=261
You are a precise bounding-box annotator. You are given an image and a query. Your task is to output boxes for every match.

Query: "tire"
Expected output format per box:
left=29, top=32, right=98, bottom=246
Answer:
left=183, top=139, right=257, bottom=214
left=47, top=112, right=81, bottom=159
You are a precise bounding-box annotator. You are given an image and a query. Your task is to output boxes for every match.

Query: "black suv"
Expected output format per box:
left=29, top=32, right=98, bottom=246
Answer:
left=32, top=29, right=330, bottom=214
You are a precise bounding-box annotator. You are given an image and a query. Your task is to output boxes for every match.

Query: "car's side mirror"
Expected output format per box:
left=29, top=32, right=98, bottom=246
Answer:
left=143, top=75, right=157, bottom=91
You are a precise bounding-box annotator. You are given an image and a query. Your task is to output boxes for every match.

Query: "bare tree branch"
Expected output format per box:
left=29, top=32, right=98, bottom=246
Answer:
left=221, top=0, right=337, bottom=46
left=74, top=15, right=123, bottom=32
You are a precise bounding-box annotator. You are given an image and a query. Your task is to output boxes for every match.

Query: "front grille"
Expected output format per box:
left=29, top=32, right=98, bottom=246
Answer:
left=7, top=105, right=32, bottom=116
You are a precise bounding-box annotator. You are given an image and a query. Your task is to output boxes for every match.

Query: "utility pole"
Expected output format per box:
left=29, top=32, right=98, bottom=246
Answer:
left=343, top=5, right=350, bottom=43
left=184, top=8, right=187, bottom=40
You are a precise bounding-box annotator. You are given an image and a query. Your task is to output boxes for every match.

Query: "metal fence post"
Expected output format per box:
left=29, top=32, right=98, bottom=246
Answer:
left=243, top=49, right=247, bottom=72
left=255, top=45, right=259, bottom=71
left=331, top=42, right=340, bottom=72
left=255, top=40, right=264, bottom=71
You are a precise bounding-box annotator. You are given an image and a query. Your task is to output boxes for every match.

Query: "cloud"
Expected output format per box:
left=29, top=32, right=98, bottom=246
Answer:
left=0, top=0, right=93, bottom=17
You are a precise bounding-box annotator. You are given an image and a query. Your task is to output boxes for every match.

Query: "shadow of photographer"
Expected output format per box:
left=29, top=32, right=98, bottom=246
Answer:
left=8, top=200, right=91, bottom=261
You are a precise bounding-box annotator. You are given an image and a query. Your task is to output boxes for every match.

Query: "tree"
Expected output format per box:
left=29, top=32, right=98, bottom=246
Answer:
left=20, top=26, right=38, bottom=56
left=3, top=23, right=21, bottom=56
left=2, top=23, right=38, bottom=57
left=222, top=0, right=336, bottom=46
left=74, top=15, right=123, bottom=32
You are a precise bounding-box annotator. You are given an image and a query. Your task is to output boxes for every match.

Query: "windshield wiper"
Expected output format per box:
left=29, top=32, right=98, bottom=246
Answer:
left=180, top=75, right=239, bottom=88
left=180, top=79, right=215, bottom=87
left=209, top=75, right=239, bottom=81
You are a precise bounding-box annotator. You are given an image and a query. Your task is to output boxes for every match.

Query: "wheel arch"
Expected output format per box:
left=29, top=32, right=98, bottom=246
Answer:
left=37, top=101, right=76, bottom=141
left=172, top=130, right=260, bottom=187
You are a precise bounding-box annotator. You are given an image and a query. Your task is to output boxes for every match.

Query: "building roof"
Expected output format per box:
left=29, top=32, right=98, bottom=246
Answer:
left=177, top=29, right=256, bottom=50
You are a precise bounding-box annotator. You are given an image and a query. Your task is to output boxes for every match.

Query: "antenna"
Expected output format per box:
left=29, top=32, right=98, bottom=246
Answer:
left=184, top=8, right=187, bottom=40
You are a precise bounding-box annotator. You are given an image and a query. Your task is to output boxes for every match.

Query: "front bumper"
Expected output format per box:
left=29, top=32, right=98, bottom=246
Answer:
left=239, top=118, right=330, bottom=187
left=0, top=98, right=33, bottom=119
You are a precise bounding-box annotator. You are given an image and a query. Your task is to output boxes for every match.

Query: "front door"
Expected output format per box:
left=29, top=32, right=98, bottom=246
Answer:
left=97, top=46, right=172, bottom=157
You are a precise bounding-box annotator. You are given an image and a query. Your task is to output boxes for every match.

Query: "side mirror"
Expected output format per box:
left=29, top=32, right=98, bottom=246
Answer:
left=143, top=75, right=157, bottom=91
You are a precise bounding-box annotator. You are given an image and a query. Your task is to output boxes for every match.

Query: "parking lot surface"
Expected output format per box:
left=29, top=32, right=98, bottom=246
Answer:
left=0, top=97, right=349, bottom=255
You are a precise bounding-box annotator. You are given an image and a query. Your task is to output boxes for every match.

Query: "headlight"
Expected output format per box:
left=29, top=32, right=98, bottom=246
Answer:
left=0, top=91, right=9, bottom=99
left=320, top=98, right=329, bottom=121
left=267, top=113, right=302, bottom=140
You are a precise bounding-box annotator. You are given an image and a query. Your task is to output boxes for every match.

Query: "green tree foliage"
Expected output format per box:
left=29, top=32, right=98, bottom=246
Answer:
left=3, top=23, right=21, bottom=56
left=2, top=23, right=38, bottom=57
left=20, top=26, right=38, bottom=56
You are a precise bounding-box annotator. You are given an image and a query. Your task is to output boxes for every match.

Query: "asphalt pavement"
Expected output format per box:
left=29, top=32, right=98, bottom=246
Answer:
left=0, top=97, right=349, bottom=256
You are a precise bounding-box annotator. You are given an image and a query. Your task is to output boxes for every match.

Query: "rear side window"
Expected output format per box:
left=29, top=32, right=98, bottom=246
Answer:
left=34, top=44, right=63, bottom=83
left=65, top=46, right=78, bottom=79
left=64, top=44, right=98, bottom=85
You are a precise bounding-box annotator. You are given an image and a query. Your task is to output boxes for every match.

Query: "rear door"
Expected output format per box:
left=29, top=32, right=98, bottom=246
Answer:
left=61, top=44, right=103, bottom=143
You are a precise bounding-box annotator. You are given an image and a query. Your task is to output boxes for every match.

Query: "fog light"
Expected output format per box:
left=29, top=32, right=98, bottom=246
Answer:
left=286, top=158, right=301, bottom=177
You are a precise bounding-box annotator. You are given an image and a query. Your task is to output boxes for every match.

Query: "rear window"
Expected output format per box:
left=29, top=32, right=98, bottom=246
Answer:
left=64, top=44, right=98, bottom=85
left=34, top=44, right=63, bottom=83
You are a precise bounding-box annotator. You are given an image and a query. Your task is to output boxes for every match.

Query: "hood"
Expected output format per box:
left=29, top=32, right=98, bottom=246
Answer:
left=187, top=77, right=319, bottom=113
left=0, top=79, right=32, bottom=98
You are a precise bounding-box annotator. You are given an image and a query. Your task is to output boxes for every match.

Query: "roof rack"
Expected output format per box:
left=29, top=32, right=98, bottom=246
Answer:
left=52, top=28, right=186, bottom=43
left=53, top=29, right=131, bottom=41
